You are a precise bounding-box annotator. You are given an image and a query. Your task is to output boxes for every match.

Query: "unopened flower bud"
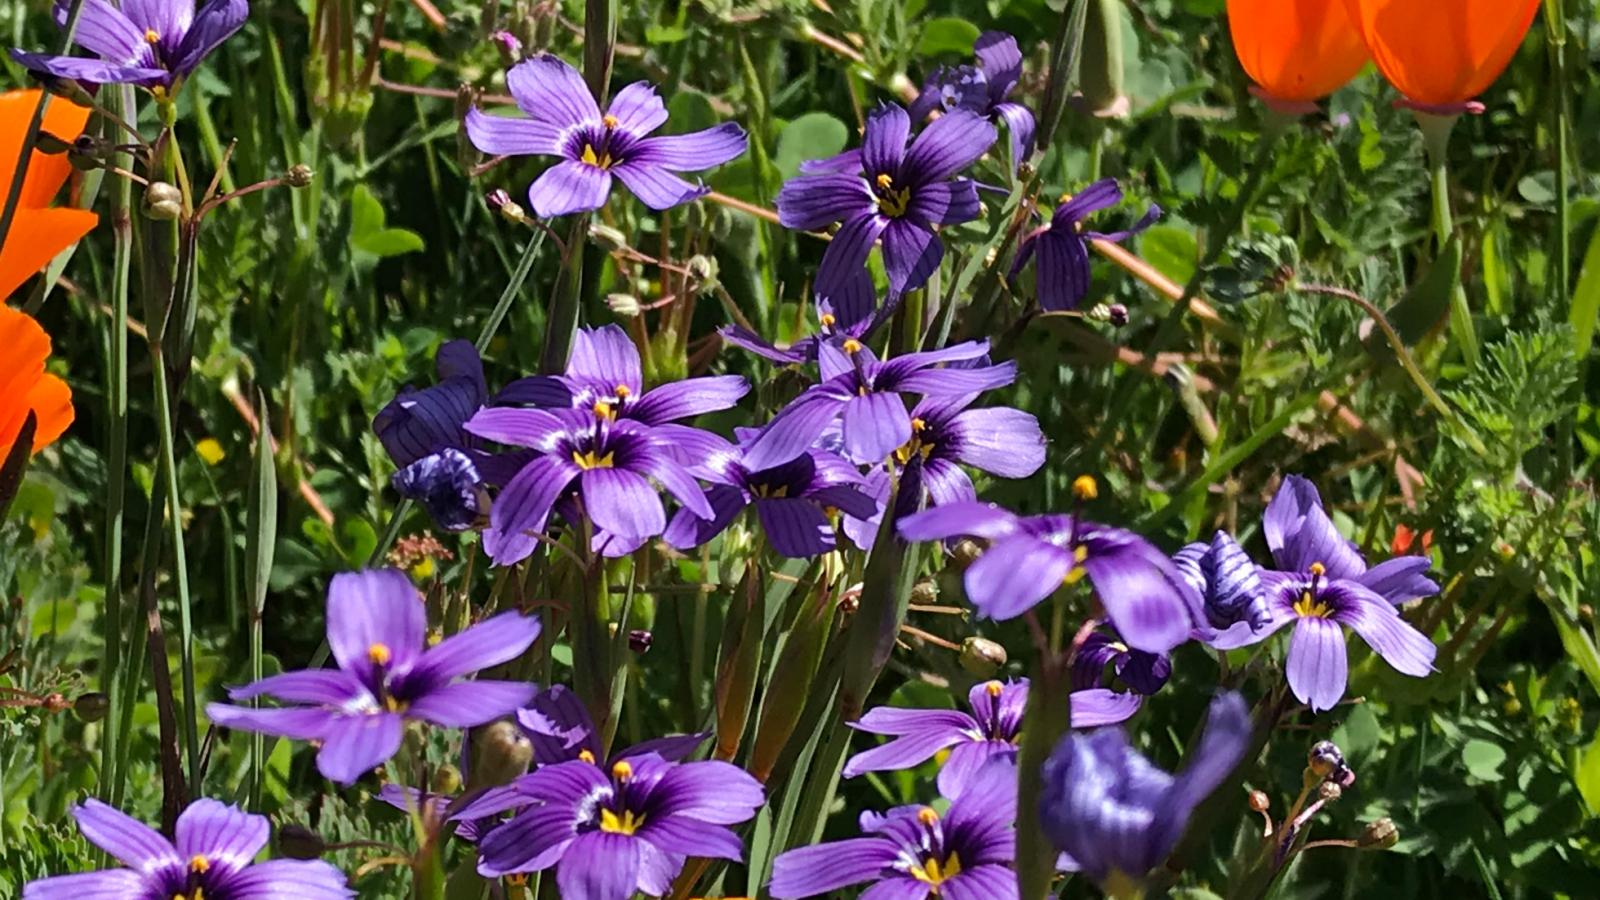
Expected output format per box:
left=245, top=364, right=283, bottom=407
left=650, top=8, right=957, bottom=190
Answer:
left=1318, top=781, right=1342, bottom=802
left=588, top=223, right=629, bottom=251
left=278, top=824, right=326, bottom=859
left=686, top=254, right=718, bottom=289
left=143, top=182, right=183, bottom=220
left=951, top=539, right=983, bottom=570
left=285, top=164, right=314, bottom=188
left=1307, top=740, right=1345, bottom=778
left=33, top=131, right=73, bottom=155
left=910, top=578, right=937, bottom=605
left=628, top=629, right=653, bottom=654
left=485, top=188, right=512, bottom=211
left=490, top=30, right=522, bottom=64
left=468, top=720, right=532, bottom=789
left=42, top=76, right=93, bottom=106
left=432, top=764, right=462, bottom=795
left=606, top=293, right=642, bottom=317
left=74, top=691, right=109, bottom=722
left=1247, top=790, right=1270, bottom=813
left=1358, top=817, right=1398, bottom=850
left=959, top=636, right=1007, bottom=676
left=1107, top=303, right=1129, bottom=327
left=1581, top=604, right=1594, bottom=623
left=42, top=692, right=70, bottom=714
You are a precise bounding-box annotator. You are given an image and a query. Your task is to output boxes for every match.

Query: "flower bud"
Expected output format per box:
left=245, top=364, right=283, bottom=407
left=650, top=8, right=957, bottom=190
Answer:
left=285, top=164, right=315, bottom=188
left=143, top=182, right=183, bottom=220
left=1247, top=789, right=1270, bottom=813
left=1080, top=0, right=1128, bottom=117
left=468, top=720, right=533, bottom=790
left=42, top=75, right=93, bottom=106
left=628, top=629, right=653, bottom=654
left=1318, top=781, right=1342, bottom=802
left=606, top=293, right=642, bottom=317
left=432, top=764, right=462, bottom=795
left=910, top=578, right=937, bottom=605
left=951, top=539, right=983, bottom=570
left=1307, top=740, right=1345, bottom=778
left=74, top=691, right=109, bottom=722
left=278, top=824, right=326, bottom=860
left=32, top=131, right=73, bottom=155
left=1358, top=817, right=1398, bottom=850
left=686, top=254, right=718, bottom=289
left=588, top=223, right=629, bottom=251
left=1107, top=303, right=1129, bottom=327
left=490, top=30, right=523, bottom=65
left=959, top=637, right=1007, bottom=676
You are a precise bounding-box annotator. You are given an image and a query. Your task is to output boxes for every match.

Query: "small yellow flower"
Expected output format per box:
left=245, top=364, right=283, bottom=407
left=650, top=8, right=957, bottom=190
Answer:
left=196, top=437, right=226, bottom=465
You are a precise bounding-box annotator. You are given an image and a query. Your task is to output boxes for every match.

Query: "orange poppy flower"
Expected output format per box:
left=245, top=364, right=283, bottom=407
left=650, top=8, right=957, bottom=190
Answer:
left=1229, top=0, right=1369, bottom=106
left=0, top=305, right=73, bottom=457
left=0, top=88, right=99, bottom=300
left=1342, top=0, right=1541, bottom=106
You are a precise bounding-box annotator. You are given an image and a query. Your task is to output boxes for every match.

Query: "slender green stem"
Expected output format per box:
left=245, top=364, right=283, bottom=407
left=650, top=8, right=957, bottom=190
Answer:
left=1016, top=657, right=1074, bottom=900
left=539, top=215, right=592, bottom=375
left=475, top=231, right=547, bottom=352
left=1415, top=111, right=1480, bottom=368
left=150, top=345, right=201, bottom=796
left=0, top=0, right=88, bottom=254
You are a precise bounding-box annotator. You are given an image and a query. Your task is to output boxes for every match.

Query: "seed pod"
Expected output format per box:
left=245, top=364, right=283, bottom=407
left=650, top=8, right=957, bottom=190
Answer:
left=142, top=182, right=183, bottom=221
left=607, top=294, right=642, bottom=317
left=285, top=164, right=315, bottom=188
left=1080, top=0, right=1128, bottom=117
left=588, top=223, right=629, bottom=251
left=467, top=720, right=532, bottom=791
left=1317, top=781, right=1342, bottom=802
left=1358, top=817, right=1398, bottom=850
left=278, top=824, right=326, bottom=859
left=959, top=636, right=1007, bottom=676
left=73, top=692, right=109, bottom=722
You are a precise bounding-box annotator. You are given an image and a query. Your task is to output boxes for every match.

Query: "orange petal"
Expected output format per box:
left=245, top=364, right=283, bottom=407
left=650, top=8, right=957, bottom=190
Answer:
left=0, top=305, right=49, bottom=455
left=0, top=89, right=91, bottom=210
left=1230, top=0, right=1369, bottom=103
left=24, top=371, right=73, bottom=453
left=0, top=206, right=99, bottom=301
left=1344, top=0, right=1540, bottom=105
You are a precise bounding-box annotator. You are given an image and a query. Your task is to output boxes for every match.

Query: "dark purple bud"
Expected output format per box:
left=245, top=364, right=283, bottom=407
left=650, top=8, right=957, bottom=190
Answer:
left=73, top=692, right=109, bottom=722
left=628, top=629, right=653, bottom=654
left=1108, top=303, right=1129, bottom=326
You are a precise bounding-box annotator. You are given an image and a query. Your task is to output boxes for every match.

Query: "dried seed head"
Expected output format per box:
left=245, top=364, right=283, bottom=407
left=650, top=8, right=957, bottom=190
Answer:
left=1358, top=817, right=1398, bottom=850
left=607, top=293, right=642, bottom=317
left=959, top=636, right=1008, bottom=676
left=1317, top=781, right=1342, bottom=802
left=285, top=164, right=315, bottom=188
left=951, top=539, right=983, bottom=569
left=910, top=578, right=937, bottom=605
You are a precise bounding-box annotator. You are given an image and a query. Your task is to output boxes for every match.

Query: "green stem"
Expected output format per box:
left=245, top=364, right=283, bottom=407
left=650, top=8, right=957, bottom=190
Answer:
left=475, top=231, right=548, bottom=352
left=1016, top=657, right=1074, bottom=900
left=150, top=346, right=201, bottom=796
left=0, top=0, right=88, bottom=254
left=1415, top=111, right=1480, bottom=368
left=571, top=520, right=616, bottom=755
left=539, top=216, right=592, bottom=375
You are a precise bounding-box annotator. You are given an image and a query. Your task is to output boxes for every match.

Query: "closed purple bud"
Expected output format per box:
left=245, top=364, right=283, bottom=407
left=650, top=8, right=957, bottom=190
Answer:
left=490, top=30, right=522, bottom=64
left=392, top=449, right=485, bottom=532
left=1108, top=303, right=1129, bottom=326
left=628, top=629, right=653, bottom=653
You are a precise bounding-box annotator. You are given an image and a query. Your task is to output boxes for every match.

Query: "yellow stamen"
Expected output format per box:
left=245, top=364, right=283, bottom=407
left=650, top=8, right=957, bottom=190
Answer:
left=580, top=144, right=612, bottom=169
left=985, top=680, right=1003, bottom=698
left=911, top=417, right=927, bottom=432
left=383, top=695, right=410, bottom=713
left=1072, top=474, right=1099, bottom=501
left=820, top=313, right=836, bottom=327
left=602, top=114, right=620, bottom=128
left=877, top=186, right=911, bottom=217
left=908, top=850, right=963, bottom=887
left=599, top=807, right=645, bottom=834
left=1063, top=545, right=1090, bottom=586
left=614, top=384, right=632, bottom=398
left=578, top=749, right=597, bottom=764
left=367, top=643, right=392, bottom=665
left=1309, top=561, right=1326, bottom=577
left=752, top=483, right=790, bottom=499
left=842, top=338, right=862, bottom=354
left=916, top=806, right=940, bottom=825
left=875, top=173, right=894, bottom=189
left=592, top=400, right=615, bottom=420
left=189, top=855, right=210, bottom=874
left=145, top=28, right=160, bottom=43
left=1293, top=591, right=1332, bottom=619
left=572, top=449, right=616, bottom=469
left=611, top=759, right=634, bottom=781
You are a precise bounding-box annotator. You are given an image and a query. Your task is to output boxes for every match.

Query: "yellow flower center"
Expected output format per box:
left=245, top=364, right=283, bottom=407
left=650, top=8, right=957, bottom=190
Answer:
left=1072, top=474, right=1099, bottom=501
left=602, top=114, right=620, bottom=129
left=877, top=186, right=912, bottom=217
left=145, top=28, right=161, bottom=43
left=1293, top=591, right=1332, bottom=619
left=1062, top=545, right=1090, bottom=586
left=367, top=643, right=392, bottom=665
left=580, top=144, right=613, bottom=169
left=599, top=808, right=645, bottom=835
left=909, top=851, right=963, bottom=889
left=876, top=173, right=894, bottom=189
left=752, top=483, right=790, bottom=499
left=572, top=449, right=616, bottom=469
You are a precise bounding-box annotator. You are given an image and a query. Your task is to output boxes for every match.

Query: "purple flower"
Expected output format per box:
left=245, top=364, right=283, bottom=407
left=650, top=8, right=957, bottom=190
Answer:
left=1039, top=692, right=1251, bottom=887
left=465, top=55, right=747, bottom=218
left=841, top=678, right=1140, bottom=800
left=12, top=0, right=249, bottom=88
left=463, top=406, right=713, bottom=566
left=770, top=758, right=1018, bottom=899
left=1173, top=530, right=1271, bottom=632
left=1067, top=629, right=1171, bottom=726
left=909, top=31, right=1036, bottom=166
left=23, top=798, right=350, bottom=899
left=206, top=569, right=541, bottom=784
left=777, top=103, right=995, bottom=298
left=516, top=684, right=707, bottom=767
left=662, top=430, right=877, bottom=558
left=1010, top=179, right=1161, bottom=311
left=892, top=393, right=1046, bottom=519
left=391, top=448, right=485, bottom=531
left=742, top=338, right=1016, bottom=470
left=898, top=501, right=1202, bottom=653
left=374, top=340, right=487, bottom=468
left=495, top=324, right=748, bottom=430
left=1206, top=476, right=1438, bottom=711
left=472, top=753, right=764, bottom=899
left=719, top=271, right=877, bottom=364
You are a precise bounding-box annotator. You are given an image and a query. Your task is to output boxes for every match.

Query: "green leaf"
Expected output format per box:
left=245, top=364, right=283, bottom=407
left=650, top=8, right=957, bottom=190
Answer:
left=775, top=112, right=849, bottom=179
left=1570, top=216, right=1600, bottom=358
left=1139, top=224, right=1198, bottom=285
left=353, top=228, right=425, bottom=258
left=244, top=391, right=276, bottom=619
left=349, top=183, right=383, bottom=237
left=1463, top=738, right=1506, bottom=780
left=1575, top=727, right=1600, bottom=816
left=917, top=17, right=980, bottom=57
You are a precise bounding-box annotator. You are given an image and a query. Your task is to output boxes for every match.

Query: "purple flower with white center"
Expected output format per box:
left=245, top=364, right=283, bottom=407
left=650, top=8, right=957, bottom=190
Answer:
left=1010, top=178, right=1161, bottom=312
left=495, top=324, right=748, bottom=429
left=909, top=31, right=1036, bottom=166
left=1173, top=530, right=1271, bottom=632
left=462, top=407, right=713, bottom=566
left=206, top=569, right=541, bottom=785
left=742, top=338, right=1016, bottom=470
left=472, top=752, right=764, bottom=899
left=892, top=393, right=1046, bottom=519
left=897, top=500, right=1203, bottom=654
left=23, top=798, right=351, bottom=899
left=465, top=55, right=747, bottom=219
left=770, top=758, right=1019, bottom=899
left=1039, top=692, right=1251, bottom=889
left=661, top=429, right=878, bottom=558
left=841, top=677, right=1142, bottom=801
left=12, top=0, right=249, bottom=88
left=777, top=103, right=995, bottom=298
left=1206, top=476, right=1438, bottom=712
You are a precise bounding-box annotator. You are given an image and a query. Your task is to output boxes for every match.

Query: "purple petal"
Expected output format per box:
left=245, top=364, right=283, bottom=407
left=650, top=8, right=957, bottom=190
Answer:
left=1033, top=230, right=1090, bottom=312
left=893, top=361, right=1017, bottom=396
left=326, top=569, right=426, bottom=682
left=663, top=484, right=748, bottom=550
left=1087, top=202, right=1162, bottom=243
left=896, top=500, right=1020, bottom=541
left=225, top=668, right=363, bottom=704
left=169, top=0, right=248, bottom=76
left=462, top=407, right=565, bottom=450
left=1054, top=179, right=1122, bottom=224
left=475, top=804, right=580, bottom=877
left=506, top=55, right=600, bottom=129
left=974, top=31, right=1024, bottom=98
left=493, top=374, right=575, bottom=408
left=905, top=179, right=982, bottom=227
left=966, top=537, right=1072, bottom=619
left=935, top=740, right=1013, bottom=799
left=612, top=161, right=706, bottom=210
left=556, top=832, right=640, bottom=900
left=489, top=453, right=582, bottom=545
left=408, top=680, right=537, bottom=727
left=945, top=406, right=1045, bottom=478
left=638, top=818, right=742, bottom=861
left=816, top=213, right=890, bottom=297
left=880, top=218, right=943, bottom=296
left=120, top=0, right=191, bottom=40
left=648, top=423, right=739, bottom=468
left=768, top=837, right=900, bottom=898
left=944, top=864, right=1020, bottom=900
left=861, top=104, right=911, bottom=178
left=841, top=391, right=912, bottom=464
left=618, top=732, right=708, bottom=762
left=175, top=799, right=269, bottom=875
left=527, top=160, right=612, bottom=218
left=636, top=844, right=683, bottom=898
left=1080, top=534, right=1195, bottom=654
left=22, top=870, right=150, bottom=900
left=605, top=81, right=667, bottom=135
left=741, top=392, right=849, bottom=471
left=993, top=101, right=1035, bottom=165
left=1356, top=556, right=1439, bottom=605
left=649, top=760, right=765, bottom=824
left=414, top=611, right=541, bottom=682
left=1203, top=590, right=1295, bottom=649
left=852, top=706, right=975, bottom=736
left=808, top=483, right=879, bottom=521
left=902, top=109, right=996, bottom=184
left=860, top=878, right=934, bottom=900
left=70, top=798, right=177, bottom=870
left=1068, top=688, right=1143, bottom=727
left=842, top=726, right=967, bottom=780
left=205, top=705, right=342, bottom=740
left=483, top=526, right=539, bottom=566
left=820, top=268, right=878, bottom=328
left=631, top=122, right=748, bottom=171
left=8, top=51, right=167, bottom=85
left=630, top=375, right=749, bottom=425
left=755, top=497, right=835, bottom=558
left=1263, top=475, right=1366, bottom=579
left=1330, top=583, right=1436, bottom=677
left=373, top=377, right=481, bottom=467
left=775, top=173, right=874, bottom=231
left=316, top=712, right=405, bottom=784
left=569, top=325, right=643, bottom=392
left=581, top=468, right=665, bottom=538
left=1287, top=617, right=1348, bottom=712
left=798, top=147, right=862, bottom=175
left=466, top=107, right=563, bottom=156
left=56, top=0, right=147, bottom=64
left=222, top=859, right=355, bottom=899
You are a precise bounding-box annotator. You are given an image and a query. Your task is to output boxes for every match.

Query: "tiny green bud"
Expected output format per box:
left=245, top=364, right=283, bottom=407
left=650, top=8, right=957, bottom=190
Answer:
left=278, top=824, right=326, bottom=859
left=285, top=164, right=315, bottom=188
left=686, top=254, right=718, bottom=291
left=959, top=637, right=1007, bottom=676
left=142, top=182, right=183, bottom=220
left=73, top=692, right=109, bottom=723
